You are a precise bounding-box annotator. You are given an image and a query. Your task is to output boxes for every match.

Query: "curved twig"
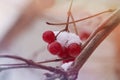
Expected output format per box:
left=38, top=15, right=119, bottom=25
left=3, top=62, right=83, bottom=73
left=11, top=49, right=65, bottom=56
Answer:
left=46, top=9, right=115, bottom=26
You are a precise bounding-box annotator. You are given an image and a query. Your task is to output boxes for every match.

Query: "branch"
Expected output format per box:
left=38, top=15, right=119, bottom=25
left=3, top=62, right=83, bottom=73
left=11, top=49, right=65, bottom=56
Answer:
left=0, top=55, right=31, bottom=64
left=0, top=55, right=65, bottom=74
left=0, top=65, right=36, bottom=72
left=0, top=57, right=74, bottom=67
left=68, top=8, right=120, bottom=77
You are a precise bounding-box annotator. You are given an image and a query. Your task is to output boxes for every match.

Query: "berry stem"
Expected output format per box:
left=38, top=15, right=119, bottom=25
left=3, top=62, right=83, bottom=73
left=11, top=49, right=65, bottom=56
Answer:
left=37, top=58, right=69, bottom=63
left=68, top=0, right=73, bottom=12
left=46, top=9, right=115, bottom=25
left=65, top=12, right=70, bottom=32
left=55, top=0, right=74, bottom=37
left=65, top=0, right=73, bottom=31
left=69, top=12, right=79, bottom=35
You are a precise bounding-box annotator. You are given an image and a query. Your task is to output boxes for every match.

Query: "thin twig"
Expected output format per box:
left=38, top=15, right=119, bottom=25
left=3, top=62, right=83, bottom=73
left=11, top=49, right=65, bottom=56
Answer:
left=0, top=55, right=65, bottom=74
left=55, top=0, right=74, bottom=38
left=69, top=12, right=79, bottom=35
left=46, top=9, right=115, bottom=25
left=0, top=57, right=75, bottom=67
left=65, top=0, right=73, bottom=31
left=0, top=55, right=32, bottom=64
left=0, top=65, right=36, bottom=72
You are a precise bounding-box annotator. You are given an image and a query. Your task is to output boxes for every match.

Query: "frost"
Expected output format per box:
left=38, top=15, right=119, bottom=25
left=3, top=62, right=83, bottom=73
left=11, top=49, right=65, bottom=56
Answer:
left=56, top=31, right=69, bottom=47
left=53, top=31, right=59, bottom=35
left=61, top=61, right=73, bottom=71
left=67, top=33, right=82, bottom=47
left=54, top=31, right=82, bottom=47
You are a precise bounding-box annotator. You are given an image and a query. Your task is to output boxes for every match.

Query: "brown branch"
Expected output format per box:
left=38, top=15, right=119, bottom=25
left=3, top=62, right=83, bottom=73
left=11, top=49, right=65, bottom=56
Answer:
left=68, top=8, right=120, bottom=76
left=0, top=65, right=36, bottom=72
left=0, top=57, right=74, bottom=67
left=0, top=55, right=31, bottom=64
left=0, top=55, right=65, bottom=74
left=0, top=63, right=64, bottom=74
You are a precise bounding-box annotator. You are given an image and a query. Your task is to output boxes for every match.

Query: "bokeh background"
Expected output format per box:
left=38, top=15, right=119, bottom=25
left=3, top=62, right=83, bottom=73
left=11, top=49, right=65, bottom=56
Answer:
left=0, top=0, right=120, bottom=80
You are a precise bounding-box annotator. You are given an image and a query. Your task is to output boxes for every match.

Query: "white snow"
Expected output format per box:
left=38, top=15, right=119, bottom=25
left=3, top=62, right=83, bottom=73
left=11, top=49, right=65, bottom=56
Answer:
left=61, top=61, right=73, bottom=71
left=67, top=32, right=82, bottom=47
left=55, top=31, right=69, bottom=47
left=54, top=31, right=82, bottom=47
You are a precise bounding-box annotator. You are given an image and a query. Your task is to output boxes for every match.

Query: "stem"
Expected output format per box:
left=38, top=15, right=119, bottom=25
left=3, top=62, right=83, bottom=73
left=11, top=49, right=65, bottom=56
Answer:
left=0, top=65, right=36, bottom=72
left=0, top=55, right=31, bottom=64
left=55, top=0, right=74, bottom=37
left=70, top=12, right=79, bottom=35
left=0, top=57, right=74, bottom=67
left=65, top=0, right=73, bottom=31
left=65, top=13, right=70, bottom=31
left=0, top=55, right=65, bottom=74
left=46, top=9, right=115, bottom=25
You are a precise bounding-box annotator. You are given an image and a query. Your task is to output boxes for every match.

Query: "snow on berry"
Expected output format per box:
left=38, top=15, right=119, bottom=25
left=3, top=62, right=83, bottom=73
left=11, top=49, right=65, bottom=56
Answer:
left=66, top=32, right=82, bottom=47
left=54, top=31, right=69, bottom=47
left=54, top=31, right=82, bottom=59
left=43, top=31, right=82, bottom=61
left=54, top=31, right=82, bottom=47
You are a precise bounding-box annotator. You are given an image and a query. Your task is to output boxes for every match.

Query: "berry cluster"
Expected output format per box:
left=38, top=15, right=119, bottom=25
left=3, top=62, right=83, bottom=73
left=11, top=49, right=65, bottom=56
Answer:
left=42, top=30, right=82, bottom=62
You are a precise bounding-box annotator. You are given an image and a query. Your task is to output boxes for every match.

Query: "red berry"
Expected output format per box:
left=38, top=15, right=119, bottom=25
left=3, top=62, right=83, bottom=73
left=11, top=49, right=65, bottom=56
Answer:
left=48, top=41, right=62, bottom=55
left=79, top=31, right=90, bottom=41
left=58, top=47, right=69, bottom=58
left=68, top=43, right=81, bottom=57
left=42, top=31, right=55, bottom=43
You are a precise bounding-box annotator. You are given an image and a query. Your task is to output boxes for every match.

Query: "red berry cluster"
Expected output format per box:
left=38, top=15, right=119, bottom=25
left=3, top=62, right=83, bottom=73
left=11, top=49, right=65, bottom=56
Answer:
left=42, top=30, right=82, bottom=63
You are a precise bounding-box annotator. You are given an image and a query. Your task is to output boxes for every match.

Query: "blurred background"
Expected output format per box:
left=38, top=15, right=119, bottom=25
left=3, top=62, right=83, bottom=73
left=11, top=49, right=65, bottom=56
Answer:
left=0, top=0, right=120, bottom=80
